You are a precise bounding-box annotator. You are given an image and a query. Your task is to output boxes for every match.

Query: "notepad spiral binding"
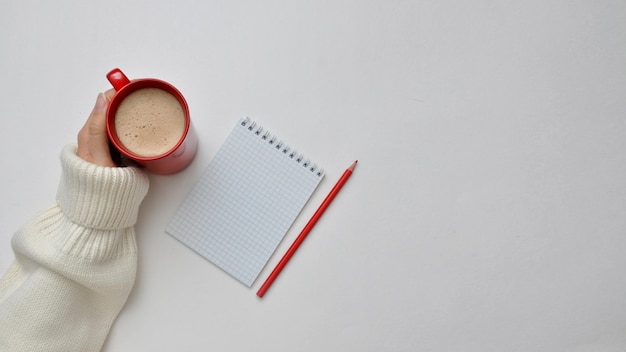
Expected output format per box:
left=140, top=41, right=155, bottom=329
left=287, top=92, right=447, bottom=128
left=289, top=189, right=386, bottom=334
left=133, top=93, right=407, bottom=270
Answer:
left=241, top=117, right=324, bottom=178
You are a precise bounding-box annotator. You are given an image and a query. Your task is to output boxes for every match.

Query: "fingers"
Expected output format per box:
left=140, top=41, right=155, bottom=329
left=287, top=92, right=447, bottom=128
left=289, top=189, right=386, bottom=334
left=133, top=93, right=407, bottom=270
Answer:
left=77, top=93, right=116, bottom=167
left=104, top=88, right=116, bottom=101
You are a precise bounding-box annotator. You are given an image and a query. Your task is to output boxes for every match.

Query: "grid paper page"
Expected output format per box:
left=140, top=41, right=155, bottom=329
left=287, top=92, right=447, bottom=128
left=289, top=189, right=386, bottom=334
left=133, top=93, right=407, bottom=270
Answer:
left=166, top=118, right=324, bottom=287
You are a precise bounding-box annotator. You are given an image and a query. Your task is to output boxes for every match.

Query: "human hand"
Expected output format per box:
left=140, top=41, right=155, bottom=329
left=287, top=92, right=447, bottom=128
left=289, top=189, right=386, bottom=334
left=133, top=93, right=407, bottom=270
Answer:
left=77, top=90, right=118, bottom=167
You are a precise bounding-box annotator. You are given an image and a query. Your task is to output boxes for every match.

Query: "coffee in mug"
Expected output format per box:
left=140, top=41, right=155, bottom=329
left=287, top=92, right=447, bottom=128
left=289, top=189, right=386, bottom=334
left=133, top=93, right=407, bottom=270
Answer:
left=115, top=88, right=186, bottom=157
left=106, top=68, right=198, bottom=174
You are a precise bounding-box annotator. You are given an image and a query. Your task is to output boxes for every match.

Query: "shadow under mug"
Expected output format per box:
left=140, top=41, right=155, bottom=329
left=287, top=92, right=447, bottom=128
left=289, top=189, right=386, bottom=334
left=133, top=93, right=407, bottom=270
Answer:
left=106, top=68, right=198, bottom=175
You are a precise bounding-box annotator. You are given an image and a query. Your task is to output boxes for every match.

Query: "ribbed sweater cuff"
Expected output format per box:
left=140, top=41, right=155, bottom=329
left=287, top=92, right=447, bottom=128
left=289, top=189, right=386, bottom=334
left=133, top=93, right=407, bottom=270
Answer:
left=56, top=145, right=150, bottom=230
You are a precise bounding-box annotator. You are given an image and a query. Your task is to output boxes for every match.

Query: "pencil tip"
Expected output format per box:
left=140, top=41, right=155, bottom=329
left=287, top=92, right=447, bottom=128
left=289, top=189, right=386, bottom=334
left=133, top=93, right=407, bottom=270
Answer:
left=348, top=160, right=358, bottom=171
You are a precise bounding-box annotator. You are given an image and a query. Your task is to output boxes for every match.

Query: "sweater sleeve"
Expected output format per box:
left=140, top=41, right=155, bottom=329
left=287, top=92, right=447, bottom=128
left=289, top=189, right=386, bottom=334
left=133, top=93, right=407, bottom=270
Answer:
left=0, top=145, right=150, bottom=352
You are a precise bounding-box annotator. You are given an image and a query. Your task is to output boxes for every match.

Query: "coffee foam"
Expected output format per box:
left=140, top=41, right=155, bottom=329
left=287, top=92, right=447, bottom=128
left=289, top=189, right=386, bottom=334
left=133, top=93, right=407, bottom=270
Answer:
left=115, top=88, right=186, bottom=157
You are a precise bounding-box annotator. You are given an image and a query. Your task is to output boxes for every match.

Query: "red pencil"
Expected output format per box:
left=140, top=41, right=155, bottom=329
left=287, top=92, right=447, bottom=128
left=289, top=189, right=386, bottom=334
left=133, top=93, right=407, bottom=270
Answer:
left=256, top=160, right=358, bottom=298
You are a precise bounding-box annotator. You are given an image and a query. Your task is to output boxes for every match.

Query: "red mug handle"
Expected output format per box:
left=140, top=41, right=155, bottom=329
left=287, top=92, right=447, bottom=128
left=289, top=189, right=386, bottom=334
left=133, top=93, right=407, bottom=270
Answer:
left=107, top=68, right=131, bottom=91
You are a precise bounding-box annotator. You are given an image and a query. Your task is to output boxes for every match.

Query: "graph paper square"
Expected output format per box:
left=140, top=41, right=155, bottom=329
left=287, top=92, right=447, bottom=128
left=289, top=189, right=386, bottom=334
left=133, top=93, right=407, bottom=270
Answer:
left=166, top=118, right=324, bottom=287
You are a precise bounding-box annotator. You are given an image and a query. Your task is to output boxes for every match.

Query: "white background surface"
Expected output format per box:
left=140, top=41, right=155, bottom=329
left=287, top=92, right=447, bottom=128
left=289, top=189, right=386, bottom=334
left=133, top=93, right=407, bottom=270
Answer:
left=1, top=1, right=626, bottom=351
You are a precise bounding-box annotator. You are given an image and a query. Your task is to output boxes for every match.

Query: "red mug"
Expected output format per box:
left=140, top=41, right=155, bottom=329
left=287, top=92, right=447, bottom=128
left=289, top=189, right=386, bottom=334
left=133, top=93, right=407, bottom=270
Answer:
left=106, top=68, right=198, bottom=174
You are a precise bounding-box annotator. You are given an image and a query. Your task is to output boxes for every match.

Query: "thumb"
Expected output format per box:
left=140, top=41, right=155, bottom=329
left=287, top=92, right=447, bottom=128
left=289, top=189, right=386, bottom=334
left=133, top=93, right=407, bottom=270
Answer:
left=77, top=93, right=116, bottom=167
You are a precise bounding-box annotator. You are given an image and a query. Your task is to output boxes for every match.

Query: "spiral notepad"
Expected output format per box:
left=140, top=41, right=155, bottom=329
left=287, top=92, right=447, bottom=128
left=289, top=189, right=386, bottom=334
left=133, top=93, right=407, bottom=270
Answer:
left=166, top=117, right=324, bottom=287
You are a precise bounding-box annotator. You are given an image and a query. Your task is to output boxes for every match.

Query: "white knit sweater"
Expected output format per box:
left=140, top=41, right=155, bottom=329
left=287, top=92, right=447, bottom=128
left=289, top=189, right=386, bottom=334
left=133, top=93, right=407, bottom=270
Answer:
left=0, top=145, right=150, bottom=351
